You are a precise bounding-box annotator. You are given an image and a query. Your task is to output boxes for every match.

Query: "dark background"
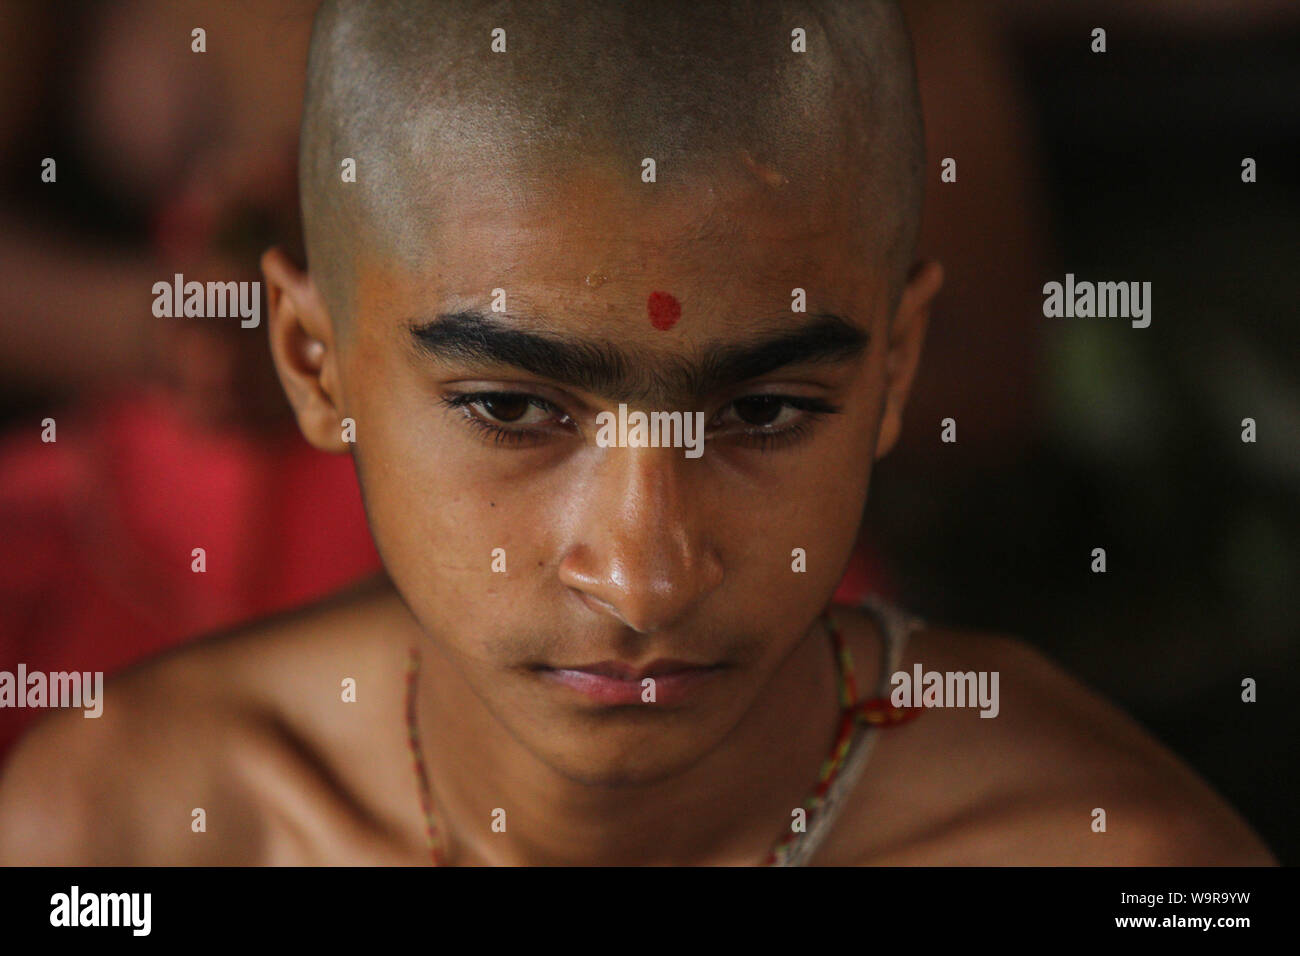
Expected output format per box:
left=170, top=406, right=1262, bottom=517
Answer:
left=873, top=4, right=1299, bottom=863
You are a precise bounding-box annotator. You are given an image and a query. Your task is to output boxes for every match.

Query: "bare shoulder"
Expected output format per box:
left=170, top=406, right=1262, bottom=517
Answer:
left=831, top=609, right=1277, bottom=865
left=0, top=576, right=411, bottom=865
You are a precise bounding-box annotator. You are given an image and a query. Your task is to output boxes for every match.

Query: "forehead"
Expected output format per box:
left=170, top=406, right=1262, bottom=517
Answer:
left=358, top=150, right=883, bottom=339
left=450, top=151, right=857, bottom=255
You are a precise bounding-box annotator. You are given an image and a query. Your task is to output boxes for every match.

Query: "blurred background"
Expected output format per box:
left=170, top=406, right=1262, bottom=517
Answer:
left=0, top=0, right=1295, bottom=861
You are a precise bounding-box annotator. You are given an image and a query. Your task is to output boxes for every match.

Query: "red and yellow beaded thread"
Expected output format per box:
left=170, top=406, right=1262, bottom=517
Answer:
left=762, top=609, right=923, bottom=866
left=405, top=646, right=447, bottom=866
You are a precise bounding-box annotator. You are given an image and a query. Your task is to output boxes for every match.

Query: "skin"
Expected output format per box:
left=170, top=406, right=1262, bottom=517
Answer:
left=0, top=150, right=1278, bottom=866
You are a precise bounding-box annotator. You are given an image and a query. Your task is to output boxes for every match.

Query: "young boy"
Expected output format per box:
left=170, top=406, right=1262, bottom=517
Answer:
left=0, top=0, right=1275, bottom=865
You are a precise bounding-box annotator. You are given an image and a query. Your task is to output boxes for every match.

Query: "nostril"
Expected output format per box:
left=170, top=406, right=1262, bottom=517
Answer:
left=576, top=591, right=640, bottom=631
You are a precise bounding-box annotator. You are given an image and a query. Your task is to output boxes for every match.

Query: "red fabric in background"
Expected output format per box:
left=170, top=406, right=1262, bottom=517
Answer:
left=0, top=388, right=888, bottom=763
left=0, top=389, right=382, bottom=760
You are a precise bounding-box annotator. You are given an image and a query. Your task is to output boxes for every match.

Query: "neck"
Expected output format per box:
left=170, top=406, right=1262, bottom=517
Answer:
left=410, top=608, right=845, bottom=866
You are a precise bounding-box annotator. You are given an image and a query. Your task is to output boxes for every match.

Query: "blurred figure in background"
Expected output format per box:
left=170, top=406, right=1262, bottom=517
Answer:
left=0, top=1, right=381, bottom=757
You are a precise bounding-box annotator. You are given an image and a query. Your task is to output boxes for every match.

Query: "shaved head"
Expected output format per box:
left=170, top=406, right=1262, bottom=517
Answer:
left=299, top=0, right=924, bottom=326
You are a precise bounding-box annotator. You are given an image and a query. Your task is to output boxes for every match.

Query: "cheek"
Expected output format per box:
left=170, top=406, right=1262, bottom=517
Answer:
left=740, top=402, right=879, bottom=607
left=355, top=441, right=563, bottom=679
left=734, top=459, right=871, bottom=608
left=359, top=435, right=524, bottom=596
left=344, top=378, right=526, bottom=621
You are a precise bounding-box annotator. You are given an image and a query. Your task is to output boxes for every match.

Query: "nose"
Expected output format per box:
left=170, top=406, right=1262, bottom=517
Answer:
left=558, top=445, right=724, bottom=633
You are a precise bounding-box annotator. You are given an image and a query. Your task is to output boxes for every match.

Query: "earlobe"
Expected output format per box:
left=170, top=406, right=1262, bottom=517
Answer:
left=261, top=247, right=349, bottom=453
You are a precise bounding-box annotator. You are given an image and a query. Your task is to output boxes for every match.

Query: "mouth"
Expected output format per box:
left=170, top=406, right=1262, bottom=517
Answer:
left=534, top=659, right=728, bottom=706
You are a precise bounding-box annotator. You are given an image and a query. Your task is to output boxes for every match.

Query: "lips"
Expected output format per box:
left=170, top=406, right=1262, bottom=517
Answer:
left=537, top=659, right=726, bottom=705
left=557, top=659, right=705, bottom=681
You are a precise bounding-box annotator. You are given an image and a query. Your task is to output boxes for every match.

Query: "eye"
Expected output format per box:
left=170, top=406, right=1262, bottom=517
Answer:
left=730, top=395, right=800, bottom=428
left=439, top=391, right=573, bottom=446
left=711, top=394, right=842, bottom=452
left=470, top=393, right=549, bottom=425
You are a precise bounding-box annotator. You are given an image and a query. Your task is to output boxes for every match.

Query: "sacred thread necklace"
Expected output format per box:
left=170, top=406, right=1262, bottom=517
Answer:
left=403, top=608, right=921, bottom=866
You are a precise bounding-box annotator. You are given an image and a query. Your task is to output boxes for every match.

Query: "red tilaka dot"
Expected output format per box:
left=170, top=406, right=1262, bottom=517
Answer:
left=647, top=291, right=681, bottom=331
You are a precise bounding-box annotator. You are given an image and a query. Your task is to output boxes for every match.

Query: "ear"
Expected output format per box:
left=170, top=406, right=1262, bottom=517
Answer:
left=261, top=246, right=349, bottom=453
left=874, top=259, right=943, bottom=461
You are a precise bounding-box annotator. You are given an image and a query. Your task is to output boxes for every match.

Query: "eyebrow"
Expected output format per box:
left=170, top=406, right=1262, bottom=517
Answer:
left=407, top=309, right=869, bottom=406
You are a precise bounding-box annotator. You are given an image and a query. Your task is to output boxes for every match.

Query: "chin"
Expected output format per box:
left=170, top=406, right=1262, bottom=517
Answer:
left=540, top=735, right=718, bottom=789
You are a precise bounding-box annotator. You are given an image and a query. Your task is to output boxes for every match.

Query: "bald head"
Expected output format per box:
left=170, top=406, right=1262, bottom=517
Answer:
left=299, top=0, right=924, bottom=325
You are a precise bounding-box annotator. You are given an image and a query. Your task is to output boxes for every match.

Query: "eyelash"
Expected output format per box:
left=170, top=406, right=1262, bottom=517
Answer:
left=438, top=391, right=842, bottom=452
